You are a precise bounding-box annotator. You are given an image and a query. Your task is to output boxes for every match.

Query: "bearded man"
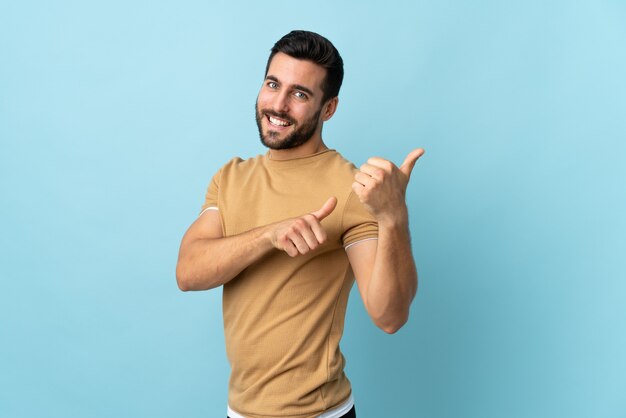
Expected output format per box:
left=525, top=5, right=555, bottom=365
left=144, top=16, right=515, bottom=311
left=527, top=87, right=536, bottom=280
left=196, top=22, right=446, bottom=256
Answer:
left=176, top=30, right=424, bottom=418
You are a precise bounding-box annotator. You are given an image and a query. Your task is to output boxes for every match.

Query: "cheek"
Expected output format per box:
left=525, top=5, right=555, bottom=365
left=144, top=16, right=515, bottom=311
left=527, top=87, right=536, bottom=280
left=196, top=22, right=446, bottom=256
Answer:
left=256, top=92, right=269, bottom=110
left=288, top=103, right=311, bottom=119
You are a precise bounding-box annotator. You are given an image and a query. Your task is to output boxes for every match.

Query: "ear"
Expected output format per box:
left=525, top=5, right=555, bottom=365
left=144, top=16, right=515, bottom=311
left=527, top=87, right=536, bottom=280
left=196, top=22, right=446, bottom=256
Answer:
left=321, top=97, right=339, bottom=121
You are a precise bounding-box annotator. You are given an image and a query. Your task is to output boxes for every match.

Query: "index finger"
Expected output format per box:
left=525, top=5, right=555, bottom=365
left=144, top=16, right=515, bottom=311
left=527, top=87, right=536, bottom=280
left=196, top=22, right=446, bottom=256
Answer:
left=303, top=214, right=328, bottom=244
left=366, top=157, right=395, bottom=171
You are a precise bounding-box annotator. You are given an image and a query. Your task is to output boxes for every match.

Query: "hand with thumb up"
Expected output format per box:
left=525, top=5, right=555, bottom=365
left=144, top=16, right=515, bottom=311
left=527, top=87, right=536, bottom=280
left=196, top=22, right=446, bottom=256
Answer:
left=352, top=148, right=425, bottom=224
left=268, top=197, right=338, bottom=257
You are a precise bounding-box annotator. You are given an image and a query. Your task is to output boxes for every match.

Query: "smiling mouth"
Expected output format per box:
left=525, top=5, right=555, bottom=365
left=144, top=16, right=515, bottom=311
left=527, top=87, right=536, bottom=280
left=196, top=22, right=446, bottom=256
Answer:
left=267, top=114, right=293, bottom=127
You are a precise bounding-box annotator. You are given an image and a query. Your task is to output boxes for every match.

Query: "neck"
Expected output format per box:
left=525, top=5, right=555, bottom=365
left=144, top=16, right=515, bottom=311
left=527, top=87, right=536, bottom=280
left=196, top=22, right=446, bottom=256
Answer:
left=268, top=137, right=328, bottom=160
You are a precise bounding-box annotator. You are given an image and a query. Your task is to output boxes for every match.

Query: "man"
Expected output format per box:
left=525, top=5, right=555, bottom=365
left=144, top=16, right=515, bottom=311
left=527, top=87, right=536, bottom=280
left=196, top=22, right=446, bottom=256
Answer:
left=176, top=30, right=423, bottom=418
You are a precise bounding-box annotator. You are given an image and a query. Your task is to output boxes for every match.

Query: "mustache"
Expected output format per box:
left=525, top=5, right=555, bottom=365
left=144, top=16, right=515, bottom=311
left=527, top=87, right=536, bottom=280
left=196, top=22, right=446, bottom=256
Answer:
left=261, top=109, right=296, bottom=125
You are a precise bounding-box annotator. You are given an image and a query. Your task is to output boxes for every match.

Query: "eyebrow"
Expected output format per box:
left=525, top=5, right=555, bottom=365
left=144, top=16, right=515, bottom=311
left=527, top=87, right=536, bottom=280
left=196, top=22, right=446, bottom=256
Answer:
left=266, top=75, right=315, bottom=97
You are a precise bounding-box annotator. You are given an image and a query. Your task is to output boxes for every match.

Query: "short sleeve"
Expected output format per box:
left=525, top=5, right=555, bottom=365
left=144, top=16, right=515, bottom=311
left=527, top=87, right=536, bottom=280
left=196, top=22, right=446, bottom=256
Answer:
left=199, top=168, right=222, bottom=215
left=341, top=191, right=378, bottom=248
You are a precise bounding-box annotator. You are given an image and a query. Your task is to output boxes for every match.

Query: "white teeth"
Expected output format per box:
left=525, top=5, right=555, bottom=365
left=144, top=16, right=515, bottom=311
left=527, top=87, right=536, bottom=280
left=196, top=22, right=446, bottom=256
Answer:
left=269, top=116, right=291, bottom=126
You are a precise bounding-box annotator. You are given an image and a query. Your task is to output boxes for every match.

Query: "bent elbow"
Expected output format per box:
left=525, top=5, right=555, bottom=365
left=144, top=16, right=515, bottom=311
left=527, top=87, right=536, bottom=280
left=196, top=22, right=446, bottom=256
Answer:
left=176, top=277, right=190, bottom=292
left=176, top=264, right=192, bottom=292
left=177, top=279, right=190, bottom=292
left=176, top=263, right=221, bottom=291
left=375, top=311, right=409, bottom=334
left=379, top=319, right=406, bottom=334
left=382, top=326, right=400, bottom=334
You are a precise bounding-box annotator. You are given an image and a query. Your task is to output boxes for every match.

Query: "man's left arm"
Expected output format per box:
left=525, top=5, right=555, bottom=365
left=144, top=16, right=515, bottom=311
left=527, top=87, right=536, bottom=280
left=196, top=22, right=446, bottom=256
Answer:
left=347, top=148, right=425, bottom=334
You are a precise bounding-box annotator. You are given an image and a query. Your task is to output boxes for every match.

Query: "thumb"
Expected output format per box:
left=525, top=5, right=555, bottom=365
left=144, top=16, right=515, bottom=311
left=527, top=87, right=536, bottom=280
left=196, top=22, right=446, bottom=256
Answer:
left=311, top=196, right=338, bottom=221
left=399, top=148, right=425, bottom=179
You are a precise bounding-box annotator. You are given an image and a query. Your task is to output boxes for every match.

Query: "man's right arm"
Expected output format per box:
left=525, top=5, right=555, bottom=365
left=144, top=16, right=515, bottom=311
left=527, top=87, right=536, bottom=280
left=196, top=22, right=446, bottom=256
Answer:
left=175, top=197, right=337, bottom=291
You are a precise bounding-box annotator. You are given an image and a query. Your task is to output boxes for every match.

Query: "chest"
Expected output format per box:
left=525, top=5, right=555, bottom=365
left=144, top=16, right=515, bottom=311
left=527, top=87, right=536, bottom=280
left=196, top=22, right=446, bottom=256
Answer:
left=218, top=167, right=346, bottom=246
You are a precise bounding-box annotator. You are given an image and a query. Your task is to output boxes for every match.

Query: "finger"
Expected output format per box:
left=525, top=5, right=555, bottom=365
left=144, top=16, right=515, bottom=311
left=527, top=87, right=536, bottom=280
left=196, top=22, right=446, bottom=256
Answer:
left=399, top=148, right=425, bottom=179
left=307, top=217, right=327, bottom=244
left=366, top=157, right=394, bottom=172
left=288, top=232, right=310, bottom=255
left=311, top=196, right=337, bottom=221
left=351, top=181, right=365, bottom=200
left=298, top=224, right=322, bottom=250
left=359, top=163, right=386, bottom=180
left=281, top=236, right=299, bottom=257
left=352, top=181, right=364, bottom=193
left=354, top=171, right=376, bottom=187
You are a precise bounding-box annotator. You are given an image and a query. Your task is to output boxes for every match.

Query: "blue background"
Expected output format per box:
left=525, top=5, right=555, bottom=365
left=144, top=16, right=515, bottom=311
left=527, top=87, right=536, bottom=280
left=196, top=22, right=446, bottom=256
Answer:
left=1, top=1, right=625, bottom=417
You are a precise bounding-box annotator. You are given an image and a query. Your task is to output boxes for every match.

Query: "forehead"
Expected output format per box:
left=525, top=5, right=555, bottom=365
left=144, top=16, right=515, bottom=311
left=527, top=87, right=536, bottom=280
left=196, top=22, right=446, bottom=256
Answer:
left=266, top=52, right=326, bottom=95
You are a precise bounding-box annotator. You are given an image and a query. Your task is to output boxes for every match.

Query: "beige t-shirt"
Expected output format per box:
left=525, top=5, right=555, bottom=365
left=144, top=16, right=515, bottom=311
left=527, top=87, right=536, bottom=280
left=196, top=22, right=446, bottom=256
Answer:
left=201, top=149, right=378, bottom=418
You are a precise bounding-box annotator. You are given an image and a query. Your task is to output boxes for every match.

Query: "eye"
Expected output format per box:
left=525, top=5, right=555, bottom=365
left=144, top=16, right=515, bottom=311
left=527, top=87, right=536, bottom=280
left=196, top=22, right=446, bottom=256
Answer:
left=267, top=81, right=278, bottom=89
left=294, top=91, right=307, bottom=100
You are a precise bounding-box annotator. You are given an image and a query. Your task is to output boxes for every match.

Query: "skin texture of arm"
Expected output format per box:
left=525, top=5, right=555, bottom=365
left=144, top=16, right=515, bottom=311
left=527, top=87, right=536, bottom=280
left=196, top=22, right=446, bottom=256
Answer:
left=175, top=197, right=337, bottom=291
left=347, top=148, right=425, bottom=334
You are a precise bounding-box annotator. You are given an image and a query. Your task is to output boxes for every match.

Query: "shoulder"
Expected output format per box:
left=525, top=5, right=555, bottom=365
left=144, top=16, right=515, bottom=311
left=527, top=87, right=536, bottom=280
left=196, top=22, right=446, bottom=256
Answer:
left=220, top=154, right=264, bottom=170
left=317, top=150, right=362, bottom=190
left=215, top=154, right=266, bottom=177
left=323, top=150, right=360, bottom=175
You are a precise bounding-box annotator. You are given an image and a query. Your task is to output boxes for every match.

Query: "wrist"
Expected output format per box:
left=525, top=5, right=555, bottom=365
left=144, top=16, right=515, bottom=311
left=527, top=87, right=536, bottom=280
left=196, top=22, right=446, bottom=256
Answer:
left=376, top=208, right=409, bottom=230
left=260, top=224, right=277, bottom=248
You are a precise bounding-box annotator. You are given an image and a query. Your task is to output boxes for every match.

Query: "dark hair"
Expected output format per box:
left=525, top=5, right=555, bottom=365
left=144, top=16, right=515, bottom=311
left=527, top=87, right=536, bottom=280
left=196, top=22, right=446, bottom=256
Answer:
left=265, top=30, right=344, bottom=103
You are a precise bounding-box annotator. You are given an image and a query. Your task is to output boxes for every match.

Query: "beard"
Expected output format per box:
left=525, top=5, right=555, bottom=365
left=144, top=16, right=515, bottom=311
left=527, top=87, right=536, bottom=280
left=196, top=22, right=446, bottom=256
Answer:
left=255, top=102, right=322, bottom=150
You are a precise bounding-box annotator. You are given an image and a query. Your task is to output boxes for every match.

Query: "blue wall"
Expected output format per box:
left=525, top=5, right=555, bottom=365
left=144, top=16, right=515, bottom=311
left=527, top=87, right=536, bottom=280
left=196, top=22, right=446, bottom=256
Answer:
left=1, top=1, right=624, bottom=417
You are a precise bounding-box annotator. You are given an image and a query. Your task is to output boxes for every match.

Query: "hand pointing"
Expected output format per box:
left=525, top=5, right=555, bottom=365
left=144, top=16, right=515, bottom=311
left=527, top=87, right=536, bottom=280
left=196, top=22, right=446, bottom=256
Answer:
left=399, top=148, right=425, bottom=180
left=310, top=196, right=338, bottom=221
left=269, top=197, right=338, bottom=257
left=352, top=148, right=425, bottom=222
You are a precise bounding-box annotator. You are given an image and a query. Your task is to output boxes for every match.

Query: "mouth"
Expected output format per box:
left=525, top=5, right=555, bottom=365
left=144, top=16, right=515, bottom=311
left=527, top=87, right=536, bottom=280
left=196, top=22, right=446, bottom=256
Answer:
left=266, top=114, right=293, bottom=128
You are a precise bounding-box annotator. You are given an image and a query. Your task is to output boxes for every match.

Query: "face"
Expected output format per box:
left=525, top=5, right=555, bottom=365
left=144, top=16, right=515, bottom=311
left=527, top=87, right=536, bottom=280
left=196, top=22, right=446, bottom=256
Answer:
left=255, top=52, right=330, bottom=150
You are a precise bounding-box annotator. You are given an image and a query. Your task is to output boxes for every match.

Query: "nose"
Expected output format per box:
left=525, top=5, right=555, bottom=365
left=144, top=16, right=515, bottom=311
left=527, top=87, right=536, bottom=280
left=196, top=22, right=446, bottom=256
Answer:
left=272, top=91, right=289, bottom=114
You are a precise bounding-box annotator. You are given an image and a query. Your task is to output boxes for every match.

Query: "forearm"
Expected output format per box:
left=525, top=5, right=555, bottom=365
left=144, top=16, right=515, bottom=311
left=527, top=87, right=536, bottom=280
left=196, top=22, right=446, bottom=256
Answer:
left=176, top=225, right=274, bottom=291
left=366, top=211, right=417, bottom=333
